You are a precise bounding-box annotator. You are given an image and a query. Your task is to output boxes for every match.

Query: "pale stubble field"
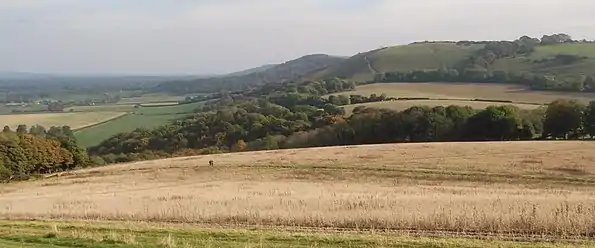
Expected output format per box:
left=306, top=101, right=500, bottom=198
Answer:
left=2, top=141, right=595, bottom=240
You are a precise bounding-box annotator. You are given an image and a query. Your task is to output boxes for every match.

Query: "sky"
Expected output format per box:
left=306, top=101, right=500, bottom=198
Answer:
left=1, top=0, right=594, bottom=75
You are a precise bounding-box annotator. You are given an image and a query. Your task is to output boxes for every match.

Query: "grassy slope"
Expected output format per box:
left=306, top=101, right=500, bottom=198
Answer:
left=308, top=42, right=595, bottom=83
left=75, top=102, right=203, bottom=148
left=308, top=43, right=484, bottom=82
left=494, top=43, right=595, bottom=81
left=369, top=43, right=482, bottom=72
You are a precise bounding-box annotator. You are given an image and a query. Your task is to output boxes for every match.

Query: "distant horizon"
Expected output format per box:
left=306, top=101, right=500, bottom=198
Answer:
left=0, top=70, right=209, bottom=77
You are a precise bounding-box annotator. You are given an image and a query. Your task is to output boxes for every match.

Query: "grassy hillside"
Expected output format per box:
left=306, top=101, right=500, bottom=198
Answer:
left=494, top=43, right=595, bottom=82
left=2, top=141, right=595, bottom=246
left=308, top=43, right=484, bottom=81
left=307, top=41, right=595, bottom=90
left=154, top=54, right=346, bottom=94
left=370, top=43, right=483, bottom=72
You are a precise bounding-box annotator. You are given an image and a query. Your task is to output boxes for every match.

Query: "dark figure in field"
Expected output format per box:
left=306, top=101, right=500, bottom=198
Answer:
left=209, top=160, right=214, bottom=166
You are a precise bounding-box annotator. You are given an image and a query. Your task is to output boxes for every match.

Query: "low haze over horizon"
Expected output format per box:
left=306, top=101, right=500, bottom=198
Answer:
left=1, top=0, right=594, bottom=75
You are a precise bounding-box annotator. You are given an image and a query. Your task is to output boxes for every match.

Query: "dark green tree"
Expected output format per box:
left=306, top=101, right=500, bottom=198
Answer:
left=463, top=105, right=523, bottom=141
left=16, top=125, right=28, bottom=134
left=543, top=99, right=585, bottom=139
left=337, top=95, right=351, bottom=105
left=29, top=125, right=46, bottom=137
left=584, top=101, right=595, bottom=138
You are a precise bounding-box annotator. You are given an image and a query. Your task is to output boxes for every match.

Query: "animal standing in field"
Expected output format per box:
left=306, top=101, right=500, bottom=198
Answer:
left=209, top=160, right=214, bottom=166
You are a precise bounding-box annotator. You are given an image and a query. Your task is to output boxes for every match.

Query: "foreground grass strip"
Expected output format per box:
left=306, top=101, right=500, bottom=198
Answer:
left=0, top=220, right=592, bottom=248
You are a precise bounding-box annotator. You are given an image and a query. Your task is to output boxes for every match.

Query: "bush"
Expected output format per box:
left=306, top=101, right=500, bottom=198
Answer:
left=0, top=164, right=12, bottom=182
left=200, top=147, right=224, bottom=155
left=89, top=156, right=107, bottom=166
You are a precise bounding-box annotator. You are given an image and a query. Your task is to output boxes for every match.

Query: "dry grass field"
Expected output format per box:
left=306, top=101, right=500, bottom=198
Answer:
left=343, top=100, right=542, bottom=115
left=333, top=83, right=595, bottom=104
left=0, top=112, right=126, bottom=130
left=2, top=141, right=595, bottom=243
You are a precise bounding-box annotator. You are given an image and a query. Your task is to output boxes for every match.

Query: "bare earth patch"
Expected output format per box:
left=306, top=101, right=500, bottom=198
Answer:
left=2, top=141, right=595, bottom=238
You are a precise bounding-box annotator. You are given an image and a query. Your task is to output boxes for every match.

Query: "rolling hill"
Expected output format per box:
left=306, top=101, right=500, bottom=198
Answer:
left=151, top=34, right=595, bottom=94
left=223, top=64, right=278, bottom=77
left=153, top=54, right=346, bottom=94
left=306, top=41, right=595, bottom=84
left=306, top=43, right=485, bottom=82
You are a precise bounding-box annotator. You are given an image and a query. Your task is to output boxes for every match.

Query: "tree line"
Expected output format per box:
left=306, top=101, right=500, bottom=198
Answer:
left=373, top=68, right=595, bottom=92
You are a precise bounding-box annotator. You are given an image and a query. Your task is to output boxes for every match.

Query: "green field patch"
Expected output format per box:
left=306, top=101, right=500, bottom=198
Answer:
left=75, top=102, right=203, bottom=148
left=530, top=43, right=595, bottom=59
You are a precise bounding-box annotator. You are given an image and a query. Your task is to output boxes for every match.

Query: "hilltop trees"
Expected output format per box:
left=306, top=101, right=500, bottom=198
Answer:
left=541, top=34, right=573, bottom=45
left=29, top=125, right=46, bottom=136
left=16, top=125, right=27, bottom=133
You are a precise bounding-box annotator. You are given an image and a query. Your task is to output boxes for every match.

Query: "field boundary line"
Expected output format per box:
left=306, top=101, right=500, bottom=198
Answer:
left=73, top=112, right=130, bottom=132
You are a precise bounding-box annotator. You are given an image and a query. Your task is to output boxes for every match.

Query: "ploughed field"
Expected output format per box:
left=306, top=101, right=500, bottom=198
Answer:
left=2, top=141, right=595, bottom=242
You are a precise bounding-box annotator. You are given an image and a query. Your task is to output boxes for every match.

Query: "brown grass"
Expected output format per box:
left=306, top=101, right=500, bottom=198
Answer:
left=2, top=141, right=595, bottom=237
left=332, top=83, right=595, bottom=104
left=0, top=112, right=127, bottom=130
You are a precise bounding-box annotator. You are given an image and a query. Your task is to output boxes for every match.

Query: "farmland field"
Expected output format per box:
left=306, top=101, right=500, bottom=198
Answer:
left=343, top=100, right=542, bottom=115
left=0, top=112, right=126, bottom=130
left=331, top=83, right=595, bottom=104
left=1, top=141, right=595, bottom=247
left=65, top=104, right=138, bottom=113
left=116, top=93, right=186, bottom=105
left=74, top=101, right=204, bottom=148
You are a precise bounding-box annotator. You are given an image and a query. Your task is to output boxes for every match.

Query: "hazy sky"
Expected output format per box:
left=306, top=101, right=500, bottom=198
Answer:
left=1, top=0, right=594, bottom=75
